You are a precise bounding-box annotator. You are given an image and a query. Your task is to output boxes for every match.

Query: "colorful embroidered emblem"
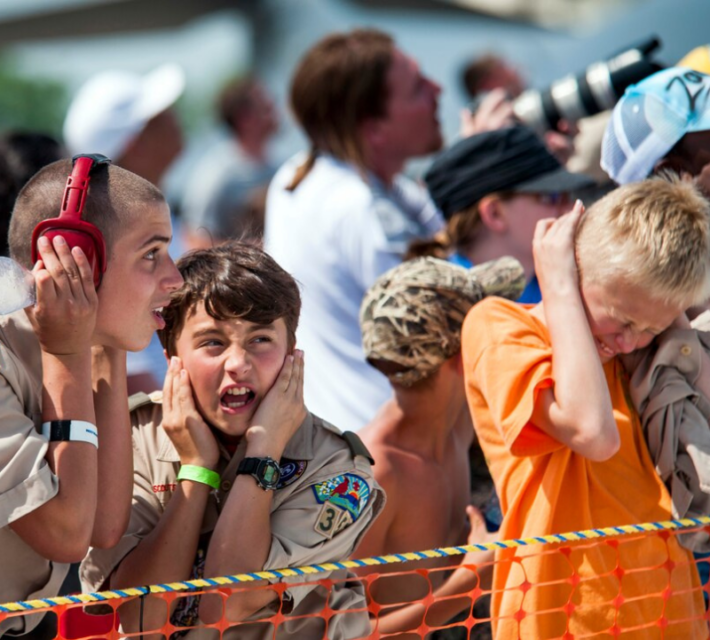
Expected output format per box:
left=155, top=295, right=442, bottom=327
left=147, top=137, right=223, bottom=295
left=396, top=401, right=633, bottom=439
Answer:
left=312, top=473, right=370, bottom=521
left=277, top=459, right=307, bottom=489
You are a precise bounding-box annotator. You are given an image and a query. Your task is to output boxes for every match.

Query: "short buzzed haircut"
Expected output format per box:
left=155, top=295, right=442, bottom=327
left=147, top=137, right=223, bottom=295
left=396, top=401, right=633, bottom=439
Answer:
left=576, top=174, right=710, bottom=308
left=9, top=159, right=165, bottom=269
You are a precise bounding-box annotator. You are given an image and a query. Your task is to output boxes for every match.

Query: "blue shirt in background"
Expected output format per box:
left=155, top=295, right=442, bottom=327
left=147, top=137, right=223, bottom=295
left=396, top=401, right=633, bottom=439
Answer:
left=450, top=252, right=541, bottom=304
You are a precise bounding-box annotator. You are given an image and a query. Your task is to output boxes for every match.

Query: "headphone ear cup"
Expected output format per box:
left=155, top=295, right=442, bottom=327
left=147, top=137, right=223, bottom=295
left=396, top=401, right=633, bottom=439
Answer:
left=41, top=228, right=103, bottom=288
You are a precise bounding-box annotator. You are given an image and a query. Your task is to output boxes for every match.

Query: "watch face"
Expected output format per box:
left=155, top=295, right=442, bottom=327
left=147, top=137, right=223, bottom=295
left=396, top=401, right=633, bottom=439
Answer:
left=263, top=463, right=279, bottom=484
left=259, top=459, right=281, bottom=488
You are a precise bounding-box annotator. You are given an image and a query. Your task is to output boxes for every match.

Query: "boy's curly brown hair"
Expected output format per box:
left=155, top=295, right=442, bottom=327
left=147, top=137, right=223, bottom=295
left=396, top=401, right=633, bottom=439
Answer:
left=159, top=242, right=301, bottom=357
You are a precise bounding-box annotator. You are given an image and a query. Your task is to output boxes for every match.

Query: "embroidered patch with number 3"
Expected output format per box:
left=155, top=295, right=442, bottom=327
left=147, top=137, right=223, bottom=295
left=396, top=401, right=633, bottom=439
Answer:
left=315, top=502, right=347, bottom=539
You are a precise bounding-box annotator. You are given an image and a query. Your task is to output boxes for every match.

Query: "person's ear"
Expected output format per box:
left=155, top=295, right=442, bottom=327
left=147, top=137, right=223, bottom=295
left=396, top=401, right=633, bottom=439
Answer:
left=478, top=195, right=508, bottom=234
left=360, top=117, right=386, bottom=150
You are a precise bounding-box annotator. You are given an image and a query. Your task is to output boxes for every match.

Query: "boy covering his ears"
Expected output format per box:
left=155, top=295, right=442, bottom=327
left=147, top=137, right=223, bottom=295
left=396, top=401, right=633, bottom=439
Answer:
left=462, top=179, right=710, bottom=638
left=82, top=242, right=384, bottom=639
left=1, top=159, right=183, bottom=636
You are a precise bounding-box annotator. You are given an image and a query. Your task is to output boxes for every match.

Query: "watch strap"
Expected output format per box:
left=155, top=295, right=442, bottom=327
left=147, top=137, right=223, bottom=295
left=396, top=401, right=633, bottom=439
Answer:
left=41, top=420, right=99, bottom=449
left=238, top=457, right=261, bottom=475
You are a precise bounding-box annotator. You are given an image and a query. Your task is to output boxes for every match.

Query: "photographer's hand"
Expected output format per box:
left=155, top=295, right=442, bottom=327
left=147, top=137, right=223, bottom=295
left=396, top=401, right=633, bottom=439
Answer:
left=460, top=88, right=516, bottom=138
left=544, top=119, right=577, bottom=165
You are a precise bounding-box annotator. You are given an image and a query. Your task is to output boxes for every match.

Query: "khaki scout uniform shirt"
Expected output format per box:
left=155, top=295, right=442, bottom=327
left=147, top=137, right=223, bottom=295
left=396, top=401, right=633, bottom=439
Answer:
left=82, top=394, right=385, bottom=640
left=0, top=311, right=69, bottom=637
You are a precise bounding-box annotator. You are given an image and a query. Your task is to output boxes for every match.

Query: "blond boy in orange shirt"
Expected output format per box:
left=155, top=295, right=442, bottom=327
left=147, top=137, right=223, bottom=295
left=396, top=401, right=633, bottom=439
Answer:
left=462, top=176, right=710, bottom=639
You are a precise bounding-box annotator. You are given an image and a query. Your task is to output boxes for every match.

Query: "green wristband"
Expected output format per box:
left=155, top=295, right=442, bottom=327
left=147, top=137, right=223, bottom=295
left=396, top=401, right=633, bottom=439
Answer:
left=177, top=464, right=221, bottom=490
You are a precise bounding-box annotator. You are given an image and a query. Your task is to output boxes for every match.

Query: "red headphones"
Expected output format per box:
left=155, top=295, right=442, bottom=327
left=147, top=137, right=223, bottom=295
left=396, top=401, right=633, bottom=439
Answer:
left=31, top=154, right=111, bottom=288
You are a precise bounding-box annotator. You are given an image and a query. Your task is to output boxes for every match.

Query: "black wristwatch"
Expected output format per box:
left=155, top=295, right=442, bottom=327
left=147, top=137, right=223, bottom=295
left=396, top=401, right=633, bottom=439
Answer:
left=236, top=457, right=281, bottom=491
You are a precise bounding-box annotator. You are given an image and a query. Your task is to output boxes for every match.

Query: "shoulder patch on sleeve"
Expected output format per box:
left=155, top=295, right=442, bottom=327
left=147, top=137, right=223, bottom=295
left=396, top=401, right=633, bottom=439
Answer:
left=277, top=459, right=308, bottom=489
left=312, top=473, right=370, bottom=521
left=342, top=431, right=375, bottom=465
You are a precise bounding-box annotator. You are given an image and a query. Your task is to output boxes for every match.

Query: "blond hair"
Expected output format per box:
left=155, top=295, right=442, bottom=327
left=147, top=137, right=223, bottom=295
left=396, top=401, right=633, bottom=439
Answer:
left=576, top=174, right=710, bottom=308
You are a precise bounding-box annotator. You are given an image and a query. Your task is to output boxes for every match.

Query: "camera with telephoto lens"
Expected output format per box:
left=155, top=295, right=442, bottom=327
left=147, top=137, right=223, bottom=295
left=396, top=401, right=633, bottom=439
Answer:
left=469, top=37, right=664, bottom=134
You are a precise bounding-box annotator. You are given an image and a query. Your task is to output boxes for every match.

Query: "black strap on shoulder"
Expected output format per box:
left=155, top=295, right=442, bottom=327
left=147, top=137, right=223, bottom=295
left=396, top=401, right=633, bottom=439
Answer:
left=342, top=431, right=375, bottom=465
left=127, top=391, right=152, bottom=413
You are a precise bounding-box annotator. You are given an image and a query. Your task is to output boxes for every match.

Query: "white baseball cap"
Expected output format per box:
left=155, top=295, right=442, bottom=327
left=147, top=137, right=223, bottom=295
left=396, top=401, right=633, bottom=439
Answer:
left=63, top=63, right=185, bottom=160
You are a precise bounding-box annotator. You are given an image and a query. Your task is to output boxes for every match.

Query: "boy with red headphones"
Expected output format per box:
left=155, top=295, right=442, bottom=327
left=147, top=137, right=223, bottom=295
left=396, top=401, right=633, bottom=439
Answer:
left=0, top=156, right=183, bottom=637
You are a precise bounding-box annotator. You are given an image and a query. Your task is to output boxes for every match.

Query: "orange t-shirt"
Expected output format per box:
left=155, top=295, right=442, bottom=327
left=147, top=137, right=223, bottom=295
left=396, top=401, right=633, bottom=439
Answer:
left=462, top=298, right=706, bottom=639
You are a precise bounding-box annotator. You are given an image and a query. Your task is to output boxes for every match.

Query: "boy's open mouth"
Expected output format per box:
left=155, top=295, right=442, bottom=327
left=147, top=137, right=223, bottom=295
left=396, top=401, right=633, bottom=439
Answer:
left=220, top=386, right=256, bottom=410
left=152, top=307, right=166, bottom=329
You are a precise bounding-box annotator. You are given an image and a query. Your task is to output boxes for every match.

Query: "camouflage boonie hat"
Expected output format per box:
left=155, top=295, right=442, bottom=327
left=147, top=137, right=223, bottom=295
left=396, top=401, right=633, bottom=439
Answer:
left=360, top=256, right=525, bottom=387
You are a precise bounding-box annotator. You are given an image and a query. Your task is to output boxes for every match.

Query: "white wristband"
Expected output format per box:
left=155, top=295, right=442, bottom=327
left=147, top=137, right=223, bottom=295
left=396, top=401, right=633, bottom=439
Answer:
left=41, top=420, right=99, bottom=449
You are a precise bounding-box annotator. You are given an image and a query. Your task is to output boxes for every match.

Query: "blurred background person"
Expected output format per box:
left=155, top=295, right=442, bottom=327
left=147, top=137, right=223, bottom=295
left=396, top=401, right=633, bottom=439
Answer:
left=414, top=125, right=595, bottom=303
left=63, top=63, right=184, bottom=189
left=461, top=52, right=578, bottom=166
left=462, top=53, right=526, bottom=100
left=601, top=64, right=710, bottom=324
left=602, top=66, right=710, bottom=194
left=264, top=28, right=444, bottom=433
left=0, top=131, right=63, bottom=256
left=0, top=131, right=63, bottom=189
left=0, top=151, right=14, bottom=258
left=181, top=76, right=278, bottom=249
left=63, top=63, right=186, bottom=395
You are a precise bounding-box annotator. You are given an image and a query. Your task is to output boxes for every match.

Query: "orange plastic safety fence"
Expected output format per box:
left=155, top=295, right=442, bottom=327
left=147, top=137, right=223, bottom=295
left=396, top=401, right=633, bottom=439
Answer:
left=2, top=525, right=710, bottom=639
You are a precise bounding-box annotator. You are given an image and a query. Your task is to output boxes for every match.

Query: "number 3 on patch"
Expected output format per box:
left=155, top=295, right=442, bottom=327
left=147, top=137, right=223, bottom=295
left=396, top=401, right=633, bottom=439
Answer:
left=315, top=502, right=346, bottom=539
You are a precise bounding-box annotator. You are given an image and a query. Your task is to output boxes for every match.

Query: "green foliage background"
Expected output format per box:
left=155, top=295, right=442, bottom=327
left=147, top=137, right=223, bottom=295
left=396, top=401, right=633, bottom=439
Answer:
left=0, top=54, right=231, bottom=142
left=0, top=55, right=69, bottom=138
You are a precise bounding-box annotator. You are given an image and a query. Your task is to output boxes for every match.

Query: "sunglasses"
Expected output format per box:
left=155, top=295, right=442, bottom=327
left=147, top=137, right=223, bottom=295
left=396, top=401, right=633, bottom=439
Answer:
left=530, top=192, right=571, bottom=206
left=497, top=191, right=572, bottom=207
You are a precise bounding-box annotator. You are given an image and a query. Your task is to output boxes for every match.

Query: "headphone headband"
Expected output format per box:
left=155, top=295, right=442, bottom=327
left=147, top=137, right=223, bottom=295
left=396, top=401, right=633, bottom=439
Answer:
left=59, top=154, right=111, bottom=222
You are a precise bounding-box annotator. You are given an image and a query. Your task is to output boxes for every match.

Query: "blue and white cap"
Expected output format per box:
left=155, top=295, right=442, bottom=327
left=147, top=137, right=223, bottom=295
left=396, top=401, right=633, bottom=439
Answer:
left=601, top=67, right=710, bottom=184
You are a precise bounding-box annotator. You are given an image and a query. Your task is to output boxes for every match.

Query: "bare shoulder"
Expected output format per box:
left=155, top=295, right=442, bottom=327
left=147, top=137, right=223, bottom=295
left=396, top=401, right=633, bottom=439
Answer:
left=359, top=407, right=432, bottom=505
left=377, top=447, right=440, bottom=514
left=364, top=439, right=406, bottom=489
